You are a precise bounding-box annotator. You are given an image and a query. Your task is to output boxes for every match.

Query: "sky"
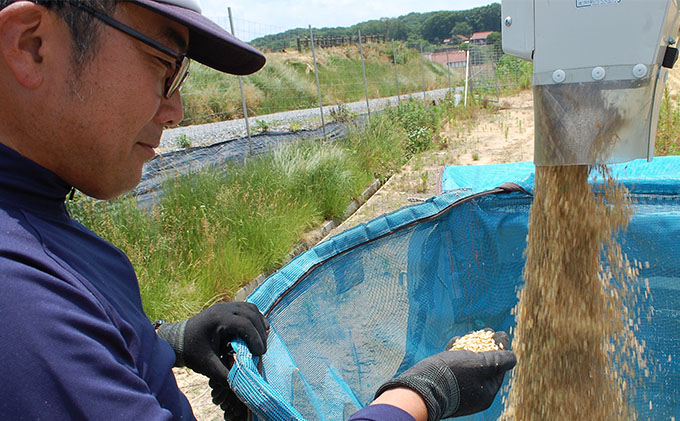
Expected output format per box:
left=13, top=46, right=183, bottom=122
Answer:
left=199, top=0, right=497, bottom=42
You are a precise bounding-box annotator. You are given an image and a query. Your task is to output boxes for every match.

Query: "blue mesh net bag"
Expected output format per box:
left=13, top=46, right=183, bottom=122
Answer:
left=228, top=158, right=680, bottom=420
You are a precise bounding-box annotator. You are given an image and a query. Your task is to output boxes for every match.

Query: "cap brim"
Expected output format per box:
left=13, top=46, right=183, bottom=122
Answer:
left=129, top=0, right=266, bottom=75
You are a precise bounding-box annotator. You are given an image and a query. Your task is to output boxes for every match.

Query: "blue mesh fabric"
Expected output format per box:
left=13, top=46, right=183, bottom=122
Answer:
left=230, top=158, right=680, bottom=420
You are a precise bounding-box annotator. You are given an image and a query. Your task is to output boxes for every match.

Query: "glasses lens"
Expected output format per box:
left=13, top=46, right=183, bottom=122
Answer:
left=165, top=56, right=191, bottom=98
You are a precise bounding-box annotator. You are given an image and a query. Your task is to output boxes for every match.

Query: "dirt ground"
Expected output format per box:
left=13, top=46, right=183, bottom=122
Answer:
left=175, top=87, right=536, bottom=420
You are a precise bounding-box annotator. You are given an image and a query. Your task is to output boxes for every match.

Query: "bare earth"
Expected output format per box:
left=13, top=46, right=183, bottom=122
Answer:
left=327, top=89, right=534, bottom=235
left=176, top=88, right=536, bottom=420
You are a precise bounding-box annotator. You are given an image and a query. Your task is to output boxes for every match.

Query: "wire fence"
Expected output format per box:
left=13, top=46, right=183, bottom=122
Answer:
left=177, top=11, right=530, bottom=142
left=467, top=44, right=531, bottom=103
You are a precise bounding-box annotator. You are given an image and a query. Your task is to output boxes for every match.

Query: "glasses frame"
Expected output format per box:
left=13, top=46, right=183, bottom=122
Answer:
left=63, top=0, right=190, bottom=99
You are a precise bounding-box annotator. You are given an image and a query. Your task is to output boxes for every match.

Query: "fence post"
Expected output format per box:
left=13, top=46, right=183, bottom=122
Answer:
left=464, top=46, right=470, bottom=107
left=420, top=43, right=427, bottom=101
left=392, top=39, right=401, bottom=104
left=309, top=25, right=327, bottom=140
left=358, top=30, right=371, bottom=120
left=228, top=7, right=252, bottom=155
left=445, top=50, right=452, bottom=95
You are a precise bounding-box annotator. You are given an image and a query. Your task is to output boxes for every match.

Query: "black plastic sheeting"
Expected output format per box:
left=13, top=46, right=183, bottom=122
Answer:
left=134, top=117, right=366, bottom=209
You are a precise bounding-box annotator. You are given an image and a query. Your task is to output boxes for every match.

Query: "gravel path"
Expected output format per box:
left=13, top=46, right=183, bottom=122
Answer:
left=159, top=88, right=459, bottom=153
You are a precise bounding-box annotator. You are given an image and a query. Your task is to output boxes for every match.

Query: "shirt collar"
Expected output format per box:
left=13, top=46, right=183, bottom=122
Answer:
left=0, top=142, right=72, bottom=216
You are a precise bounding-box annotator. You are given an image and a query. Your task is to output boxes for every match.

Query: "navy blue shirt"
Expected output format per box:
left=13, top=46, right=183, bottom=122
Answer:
left=0, top=142, right=418, bottom=420
left=0, top=143, right=194, bottom=419
left=349, top=404, right=416, bottom=421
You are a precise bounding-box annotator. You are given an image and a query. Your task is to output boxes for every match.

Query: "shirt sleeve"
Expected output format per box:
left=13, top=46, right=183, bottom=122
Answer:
left=348, top=404, right=417, bottom=421
left=0, top=261, right=188, bottom=420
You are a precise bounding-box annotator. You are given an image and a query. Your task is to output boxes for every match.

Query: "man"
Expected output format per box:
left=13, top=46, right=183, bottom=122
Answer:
left=0, top=1, right=515, bottom=419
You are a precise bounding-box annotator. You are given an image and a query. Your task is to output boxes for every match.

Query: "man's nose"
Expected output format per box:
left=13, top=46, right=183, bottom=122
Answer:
left=156, top=91, right=184, bottom=127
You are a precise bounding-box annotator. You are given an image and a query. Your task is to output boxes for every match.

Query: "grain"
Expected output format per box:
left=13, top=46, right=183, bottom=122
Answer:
left=449, top=330, right=500, bottom=353
left=502, top=165, right=645, bottom=420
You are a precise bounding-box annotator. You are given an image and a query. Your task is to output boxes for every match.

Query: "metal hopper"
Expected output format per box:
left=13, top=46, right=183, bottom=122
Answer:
left=502, top=0, right=680, bottom=165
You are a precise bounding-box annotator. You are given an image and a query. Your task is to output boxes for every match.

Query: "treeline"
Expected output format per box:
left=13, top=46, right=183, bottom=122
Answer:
left=251, top=3, right=500, bottom=51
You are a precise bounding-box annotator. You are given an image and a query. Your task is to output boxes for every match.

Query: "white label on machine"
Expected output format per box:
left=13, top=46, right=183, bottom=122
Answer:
left=576, top=0, right=621, bottom=7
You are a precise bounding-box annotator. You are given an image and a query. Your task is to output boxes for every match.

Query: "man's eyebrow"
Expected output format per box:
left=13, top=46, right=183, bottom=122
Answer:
left=162, top=27, right=188, bottom=53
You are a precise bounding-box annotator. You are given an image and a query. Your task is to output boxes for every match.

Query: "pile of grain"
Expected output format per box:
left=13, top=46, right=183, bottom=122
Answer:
left=503, top=165, right=646, bottom=420
left=449, top=330, right=501, bottom=353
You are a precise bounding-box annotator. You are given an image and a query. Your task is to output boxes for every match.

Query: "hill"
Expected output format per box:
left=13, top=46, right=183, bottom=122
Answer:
left=251, top=3, right=501, bottom=51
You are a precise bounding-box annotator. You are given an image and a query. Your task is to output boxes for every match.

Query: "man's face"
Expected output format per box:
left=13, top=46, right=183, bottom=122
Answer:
left=48, top=3, right=188, bottom=199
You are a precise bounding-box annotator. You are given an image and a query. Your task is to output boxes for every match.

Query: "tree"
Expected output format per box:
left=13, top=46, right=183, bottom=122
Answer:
left=451, top=21, right=472, bottom=37
left=385, top=19, right=413, bottom=41
left=422, top=12, right=454, bottom=44
left=486, top=31, right=502, bottom=48
left=466, top=4, right=501, bottom=33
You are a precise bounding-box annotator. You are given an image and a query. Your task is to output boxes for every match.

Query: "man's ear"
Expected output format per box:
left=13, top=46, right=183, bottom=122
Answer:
left=0, top=2, right=47, bottom=89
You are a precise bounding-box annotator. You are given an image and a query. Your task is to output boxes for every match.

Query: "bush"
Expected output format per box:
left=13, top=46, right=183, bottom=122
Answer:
left=386, top=98, right=441, bottom=156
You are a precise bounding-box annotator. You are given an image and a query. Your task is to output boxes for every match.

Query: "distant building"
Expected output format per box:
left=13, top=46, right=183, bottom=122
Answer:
left=443, top=35, right=469, bottom=45
left=447, top=51, right=467, bottom=68
left=424, top=50, right=467, bottom=68
left=455, top=34, right=470, bottom=43
left=470, top=31, right=494, bottom=45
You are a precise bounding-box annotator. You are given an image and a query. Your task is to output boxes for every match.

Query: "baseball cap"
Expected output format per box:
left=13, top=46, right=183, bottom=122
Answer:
left=129, top=0, right=265, bottom=75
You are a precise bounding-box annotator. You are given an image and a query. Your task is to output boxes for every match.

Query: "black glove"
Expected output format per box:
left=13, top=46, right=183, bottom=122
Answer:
left=209, top=377, right=249, bottom=421
left=375, top=331, right=516, bottom=421
left=157, top=302, right=270, bottom=384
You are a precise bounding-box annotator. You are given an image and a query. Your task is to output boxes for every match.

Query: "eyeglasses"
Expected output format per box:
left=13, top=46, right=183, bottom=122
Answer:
left=64, top=0, right=190, bottom=99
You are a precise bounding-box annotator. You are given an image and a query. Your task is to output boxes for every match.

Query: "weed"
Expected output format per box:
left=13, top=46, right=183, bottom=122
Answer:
left=254, top=119, right=270, bottom=133
left=177, top=134, right=192, bottom=149
left=387, top=98, right=440, bottom=157
left=329, top=102, right=355, bottom=123
left=289, top=121, right=302, bottom=132
left=472, top=153, right=480, bottom=161
left=418, top=171, right=429, bottom=193
left=437, top=135, right=450, bottom=150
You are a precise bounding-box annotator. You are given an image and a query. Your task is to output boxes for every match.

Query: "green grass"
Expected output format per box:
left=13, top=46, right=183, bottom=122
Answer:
left=68, top=98, right=478, bottom=321
left=655, top=88, right=680, bottom=156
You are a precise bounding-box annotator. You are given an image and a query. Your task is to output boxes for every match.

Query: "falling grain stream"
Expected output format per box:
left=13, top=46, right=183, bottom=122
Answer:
left=503, top=165, right=646, bottom=420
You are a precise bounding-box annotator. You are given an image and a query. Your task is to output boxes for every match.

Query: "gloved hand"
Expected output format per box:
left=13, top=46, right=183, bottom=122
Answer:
left=209, top=378, right=249, bottom=421
left=374, top=330, right=516, bottom=421
left=156, top=302, right=270, bottom=384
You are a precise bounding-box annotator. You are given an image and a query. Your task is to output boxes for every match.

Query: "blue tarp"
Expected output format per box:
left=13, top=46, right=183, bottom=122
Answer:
left=230, top=158, right=680, bottom=420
